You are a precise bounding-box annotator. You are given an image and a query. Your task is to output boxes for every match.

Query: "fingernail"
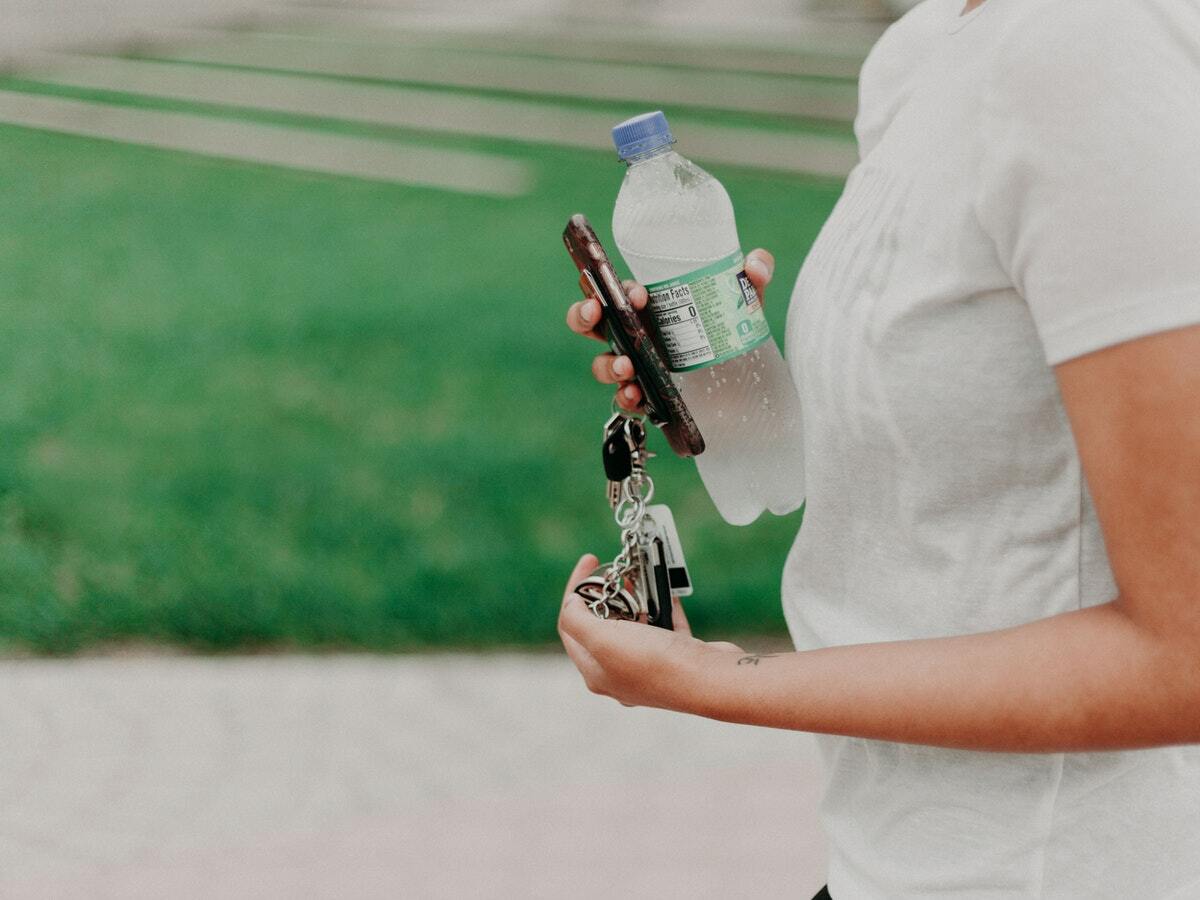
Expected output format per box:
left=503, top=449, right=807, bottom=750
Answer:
left=614, top=357, right=631, bottom=378
left=624, top=385, right=637, bottom=400
left=746, top=256, right=772, bottom=283
left=580, top=303, right=594, bottom=324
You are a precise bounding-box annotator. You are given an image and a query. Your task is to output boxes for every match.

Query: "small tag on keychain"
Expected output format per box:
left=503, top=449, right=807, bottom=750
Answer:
left=643, top=504, right=692, bottom=598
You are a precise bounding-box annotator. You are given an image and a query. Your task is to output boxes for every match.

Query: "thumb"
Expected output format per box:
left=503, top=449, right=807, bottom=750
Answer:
left=563, top=553, right=599, bottom=607
left=744, top=249, right=775, bottom=302
left=710, top=641, right=746, bottom=654
left=670, top=595, right=692, bottom=637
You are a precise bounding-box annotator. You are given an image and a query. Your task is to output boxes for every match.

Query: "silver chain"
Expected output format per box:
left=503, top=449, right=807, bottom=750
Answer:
left=586, top=421, right=655, bottom=621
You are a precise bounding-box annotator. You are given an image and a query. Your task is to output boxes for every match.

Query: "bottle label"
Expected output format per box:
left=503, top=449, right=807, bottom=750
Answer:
left=643, top=251, right=770, bottom=372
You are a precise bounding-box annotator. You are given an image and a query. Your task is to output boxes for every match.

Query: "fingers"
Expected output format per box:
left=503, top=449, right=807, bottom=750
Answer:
left=590, top=355, right=644, bottom=413
left=568, top=282, right=647, bottom=341
left=560, top=628, right=612, bottom=698
left=566, top=298, right=607, bottom=342
left=560, top=627, right=600, bottom=674
left=671, top=596, right=692, bottom=637
left=571, top=279, right=648, bottom=407
left=615, top=382, right=643, bottom=412
left=559, top=553, right=604, bottom=642
left=743, top=248, right=775, bottom=302
left=561, top=554, right=599, bottom=608
left=621, top=280, right=649, bottom=311
left=591, top=353, right=635, bottom=385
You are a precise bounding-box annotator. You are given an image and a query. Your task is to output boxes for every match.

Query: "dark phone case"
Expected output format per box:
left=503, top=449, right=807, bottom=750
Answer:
left=563, top=214, right=705, bottom=458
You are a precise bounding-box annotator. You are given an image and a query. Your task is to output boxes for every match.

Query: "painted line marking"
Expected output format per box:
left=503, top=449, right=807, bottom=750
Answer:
left=0, top=90, right=534, bottom=196
left=24, top=54, right=858, bottom=177
left=278, top=4, right=887, bottom=58
left=163, top=31, right=860, bottom=123
left=268, top=22, right=868, bottom=80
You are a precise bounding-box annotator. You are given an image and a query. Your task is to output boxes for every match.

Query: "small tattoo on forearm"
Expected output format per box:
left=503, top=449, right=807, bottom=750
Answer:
left=737, top=653, right=779, bottom=666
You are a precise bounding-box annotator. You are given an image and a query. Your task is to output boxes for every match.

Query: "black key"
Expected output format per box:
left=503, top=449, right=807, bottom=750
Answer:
left=624, top=417, right=646, bottom=453
left=603, top=430, right=635, bottom=482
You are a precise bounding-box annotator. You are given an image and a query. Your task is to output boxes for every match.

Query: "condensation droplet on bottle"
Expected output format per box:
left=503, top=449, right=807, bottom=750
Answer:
left=610, top=128, right=805, bottom=525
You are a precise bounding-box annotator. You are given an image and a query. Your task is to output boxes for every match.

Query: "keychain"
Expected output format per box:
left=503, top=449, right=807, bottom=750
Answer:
left=574, top=408, right=692, bottom=630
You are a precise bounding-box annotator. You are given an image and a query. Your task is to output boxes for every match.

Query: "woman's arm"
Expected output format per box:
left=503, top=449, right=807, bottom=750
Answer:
left=558, top=323, right=1200, bottom=752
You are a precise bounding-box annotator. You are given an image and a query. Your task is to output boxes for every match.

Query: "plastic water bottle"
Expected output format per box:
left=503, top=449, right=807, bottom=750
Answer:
left=610, top=111, right=805, bottom=526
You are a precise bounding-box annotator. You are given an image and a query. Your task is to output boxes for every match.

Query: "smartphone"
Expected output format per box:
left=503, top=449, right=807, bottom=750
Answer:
left=563, top=214, right=705, bottom=458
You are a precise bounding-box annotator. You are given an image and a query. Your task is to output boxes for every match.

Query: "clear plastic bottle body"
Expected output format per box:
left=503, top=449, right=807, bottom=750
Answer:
left=612, top=147, right=805, bottom=525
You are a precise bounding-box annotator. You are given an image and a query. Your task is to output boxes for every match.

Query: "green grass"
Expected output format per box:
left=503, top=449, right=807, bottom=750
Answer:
left=0, top=84, right=842, bottom=654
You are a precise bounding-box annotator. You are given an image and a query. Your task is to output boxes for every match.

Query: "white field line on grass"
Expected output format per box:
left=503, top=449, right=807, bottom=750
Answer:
left=26, top=54, right=859, bottom=178
left=165, top=32, right=860, bottom=123
left=0, top=91, right=533, bottom=196
left=272, top=23, right=868, bottom=80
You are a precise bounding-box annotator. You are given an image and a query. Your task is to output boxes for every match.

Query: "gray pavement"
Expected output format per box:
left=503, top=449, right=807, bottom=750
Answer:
left=0, top=655, right=828, bottom=898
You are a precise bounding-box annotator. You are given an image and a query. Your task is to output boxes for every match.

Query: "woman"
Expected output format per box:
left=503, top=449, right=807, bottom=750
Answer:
left=560, top=0, right=1200, bottom=896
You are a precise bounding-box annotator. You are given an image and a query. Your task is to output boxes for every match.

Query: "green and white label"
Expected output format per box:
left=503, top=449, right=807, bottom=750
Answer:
left=644, top=251, right=770, bottom=372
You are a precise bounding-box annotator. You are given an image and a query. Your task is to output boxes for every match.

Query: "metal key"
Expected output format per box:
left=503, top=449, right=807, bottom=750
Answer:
left=579, top=405, right=672, bottom=627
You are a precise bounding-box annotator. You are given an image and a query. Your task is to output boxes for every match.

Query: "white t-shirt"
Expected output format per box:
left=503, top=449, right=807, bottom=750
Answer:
left=780, top=0, right=1200, bottom=896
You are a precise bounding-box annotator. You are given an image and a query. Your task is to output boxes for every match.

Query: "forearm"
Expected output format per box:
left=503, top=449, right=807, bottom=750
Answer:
left=691, top=599, right=1200, bottom=752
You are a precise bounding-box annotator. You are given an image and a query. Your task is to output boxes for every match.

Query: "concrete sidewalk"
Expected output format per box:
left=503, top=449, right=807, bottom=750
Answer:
left=0, top=655, right=828, bottom=899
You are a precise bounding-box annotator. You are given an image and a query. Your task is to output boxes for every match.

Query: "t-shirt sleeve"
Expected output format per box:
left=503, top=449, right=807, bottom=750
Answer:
left=854, top=0, right=947, bottom=162
left=974, top=0, right=1200, bottom=366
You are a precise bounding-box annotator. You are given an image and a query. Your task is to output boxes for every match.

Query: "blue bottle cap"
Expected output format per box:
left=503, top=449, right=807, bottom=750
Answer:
left=612, top=111, right=674, bottom=161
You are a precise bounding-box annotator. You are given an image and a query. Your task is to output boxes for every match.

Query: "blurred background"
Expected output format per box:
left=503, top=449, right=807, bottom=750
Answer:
left=0, top=0, right=901, bottom=895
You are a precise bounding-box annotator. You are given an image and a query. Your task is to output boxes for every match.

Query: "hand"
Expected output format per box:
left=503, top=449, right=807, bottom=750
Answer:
left=557, top=554, right=745, bottom=711
left=565, top=249, right=776, bottom=412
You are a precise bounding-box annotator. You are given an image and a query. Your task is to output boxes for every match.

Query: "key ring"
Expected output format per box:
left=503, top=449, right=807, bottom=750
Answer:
left=610, top=395, right=646, bottom=421
left=614, top=493, right=645, bottom=530
left=625, top=473, right=654, bottom=506
left=614, top=474, right=654, bottom=530
left=583, top=403, right=660, bottom=624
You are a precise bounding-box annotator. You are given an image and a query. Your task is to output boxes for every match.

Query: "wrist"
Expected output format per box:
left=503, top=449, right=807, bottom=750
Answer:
left=672, top=640, right=740, bottom=721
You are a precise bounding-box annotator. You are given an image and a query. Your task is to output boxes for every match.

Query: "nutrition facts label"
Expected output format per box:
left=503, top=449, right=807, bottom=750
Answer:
left=648, top=282, right=714, bottom=368
left=645, top=251, right=770, bottom=372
